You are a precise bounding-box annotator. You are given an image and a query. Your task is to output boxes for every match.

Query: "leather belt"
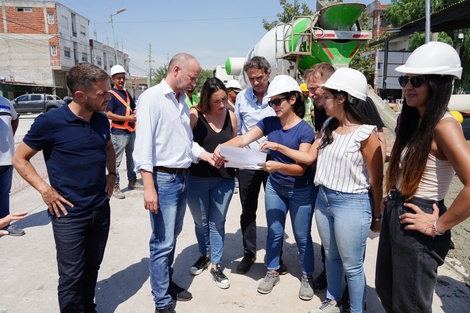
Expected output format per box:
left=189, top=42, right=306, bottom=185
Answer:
left=153, top=166, right=189, bottom=175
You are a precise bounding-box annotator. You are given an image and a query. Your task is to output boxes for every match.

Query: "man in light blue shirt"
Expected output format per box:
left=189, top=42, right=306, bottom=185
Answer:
left=133, top=53, right=218, bottom=313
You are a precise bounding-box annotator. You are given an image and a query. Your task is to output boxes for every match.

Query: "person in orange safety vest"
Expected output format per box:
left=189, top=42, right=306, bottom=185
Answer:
left=105, top=65, right=143, bottom=199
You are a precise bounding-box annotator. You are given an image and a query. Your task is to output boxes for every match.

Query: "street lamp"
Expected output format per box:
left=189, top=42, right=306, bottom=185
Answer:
left=110, top=8, right=126, bottom=65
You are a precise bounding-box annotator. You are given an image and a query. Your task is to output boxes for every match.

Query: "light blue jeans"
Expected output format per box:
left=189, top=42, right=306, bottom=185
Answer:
left=264, top=177, right=315, bottom=274
left=187, top=176, right=235, bottom=265
left=149, top=171, right=188, bottom=310
left=315, top=186, right=371, bottom=313
left=111, top=132, right=136, bottom=184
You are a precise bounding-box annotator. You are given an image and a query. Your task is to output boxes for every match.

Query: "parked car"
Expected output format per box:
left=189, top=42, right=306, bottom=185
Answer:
left=11, top=93, right=65, bottom=114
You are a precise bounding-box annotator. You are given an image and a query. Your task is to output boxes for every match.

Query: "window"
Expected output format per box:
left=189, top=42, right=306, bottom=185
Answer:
left=62, top=16, right=69, bottom=29
left=30, top=95, right=41, bottom=101
left=80, top=25, right=86, bottom=36
left=96, top=56, right=102, bottom=66
left=64, top=47, right=71, bottom=58
left=50, top=45, right=57, bottom=56
left=81, top=53, right=88, bottom=62
left=16, top=7, right=32, bottom=12
left=17, top=95, right=28, bottom=101
left=47, top=12, right=54, bottom=24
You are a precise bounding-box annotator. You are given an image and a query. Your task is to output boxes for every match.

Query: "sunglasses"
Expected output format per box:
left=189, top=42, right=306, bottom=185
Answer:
left=268, top=97, right=286, bottom=107
left=398, top=76, right=426, bottom=88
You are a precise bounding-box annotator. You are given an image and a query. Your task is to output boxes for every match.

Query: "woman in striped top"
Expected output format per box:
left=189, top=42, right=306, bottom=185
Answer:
left=261, top=68, right=383, bottom=313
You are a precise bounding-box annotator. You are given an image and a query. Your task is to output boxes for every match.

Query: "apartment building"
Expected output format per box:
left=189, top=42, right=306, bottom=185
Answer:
left=0, top=0, right=129, bottom=98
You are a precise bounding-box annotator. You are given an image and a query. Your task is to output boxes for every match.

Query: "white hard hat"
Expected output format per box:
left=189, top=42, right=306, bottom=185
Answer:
left=110, top=65, right=126, bottom=77
left=226, top=80, right=241, bottom=91
left=395, top=41, right=462, bottom=79
left=265, top=75, right=301, bottom=99
left=321, top=68, right=367, bottom=101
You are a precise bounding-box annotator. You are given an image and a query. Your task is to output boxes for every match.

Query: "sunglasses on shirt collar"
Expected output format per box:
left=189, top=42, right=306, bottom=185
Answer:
left=398, top=76, right=426, bottom=88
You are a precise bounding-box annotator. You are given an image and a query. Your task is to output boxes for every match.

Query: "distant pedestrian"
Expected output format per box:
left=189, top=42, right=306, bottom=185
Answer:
left=376, top=41, right=470, bottom=313
left=225, top=79, right=241, bottom=111
left=0, top=95, right=25, bottom=236
left=133, top=53, right=220, bottom=313
left=187, top=77, right=237, bottom=289
left=106, top=64, right=143, bottom=199
left=13, top=63, right=115, bottom=312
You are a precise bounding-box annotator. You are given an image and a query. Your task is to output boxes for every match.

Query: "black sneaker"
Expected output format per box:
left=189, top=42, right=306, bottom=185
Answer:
left=167, top=281, right=192, bottom=301
left=279, top=258, right=288, bottom=275
left=190, top=255, right=210, bottom=276
left=210, top=264, right=230, bottom=289
left=312, top=269, right=327, bottom=292
left=155, top=304, right=175, bottom=313
left=236, top=255, right=256, bottom=274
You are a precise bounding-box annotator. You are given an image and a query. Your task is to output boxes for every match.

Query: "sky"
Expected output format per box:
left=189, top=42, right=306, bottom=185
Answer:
left=58, top=0, right=388, bottom=77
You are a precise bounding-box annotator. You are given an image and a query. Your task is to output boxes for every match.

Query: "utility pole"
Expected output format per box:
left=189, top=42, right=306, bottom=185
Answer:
left=146, top=44, right=154, bottom=89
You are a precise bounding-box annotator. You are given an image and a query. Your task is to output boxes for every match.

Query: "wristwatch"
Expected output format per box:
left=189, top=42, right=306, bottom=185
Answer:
left=373, top=214, right=382, bottom=222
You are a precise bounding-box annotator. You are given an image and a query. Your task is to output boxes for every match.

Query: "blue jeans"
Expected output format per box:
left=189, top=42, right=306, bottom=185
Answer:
left=264, top=177, right=315, bottom=274
left=375, top=190, right=450, bottom=313
left=0, top=165, right=13, bottom=220
left=111, top=132, right=136, bottom=184
left=315, top=186, right=370, bottom=313
left=51, top=204, right=110, bottom=313
left=187, top=176, right=235, bottom=265
left=149, top=171, right=188, bottom=310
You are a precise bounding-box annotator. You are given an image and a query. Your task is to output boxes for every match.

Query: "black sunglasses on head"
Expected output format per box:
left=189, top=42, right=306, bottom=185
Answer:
left=268, top=97, right=286, bottom=107
left=398, top=76, right=426, bottom=88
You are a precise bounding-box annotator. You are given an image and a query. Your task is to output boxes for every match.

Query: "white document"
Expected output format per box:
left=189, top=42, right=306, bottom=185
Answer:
left=219, top=145, right=267, bottom=170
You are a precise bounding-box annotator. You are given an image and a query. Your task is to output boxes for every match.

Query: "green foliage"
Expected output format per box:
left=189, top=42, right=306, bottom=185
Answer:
left=194, top=69, right=214, bottom=94
left=262, top=0, right=315, bottom=31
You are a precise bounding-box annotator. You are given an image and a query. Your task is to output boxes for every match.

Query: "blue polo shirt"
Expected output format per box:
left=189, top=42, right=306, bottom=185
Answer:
left=23, top=105, right=111, bottom=217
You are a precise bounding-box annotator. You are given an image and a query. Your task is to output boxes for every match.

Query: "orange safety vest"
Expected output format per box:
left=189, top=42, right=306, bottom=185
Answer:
left=108, top=89, right=136, bottom=132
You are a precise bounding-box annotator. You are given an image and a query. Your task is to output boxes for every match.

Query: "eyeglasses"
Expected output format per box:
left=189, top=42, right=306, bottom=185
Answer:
left=398, top=76, right=426, bottom=88
left=268, top=97, right=286, bottom=107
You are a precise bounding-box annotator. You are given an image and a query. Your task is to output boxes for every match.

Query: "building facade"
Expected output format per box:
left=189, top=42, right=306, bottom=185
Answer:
left=0, top=0, right=129, bottom=99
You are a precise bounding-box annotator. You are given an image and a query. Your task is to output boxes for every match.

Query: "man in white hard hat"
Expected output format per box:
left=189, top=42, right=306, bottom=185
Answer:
left=225, top=79, right=241, bottom=111
left=106, top=64, right=142, bottom=199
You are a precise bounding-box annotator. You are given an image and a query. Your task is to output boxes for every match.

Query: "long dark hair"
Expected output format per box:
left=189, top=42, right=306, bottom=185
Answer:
left=386, top=75, right=454, bottom=198
left=279, top=91, right=305, bottom=119
left=196, top=77, right=227, bottom=114
left=319, top=89, right=372, bottom=149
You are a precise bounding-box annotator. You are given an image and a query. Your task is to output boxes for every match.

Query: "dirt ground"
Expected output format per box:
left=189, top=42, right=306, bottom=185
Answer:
left=384, top=128, right=470, bottom=284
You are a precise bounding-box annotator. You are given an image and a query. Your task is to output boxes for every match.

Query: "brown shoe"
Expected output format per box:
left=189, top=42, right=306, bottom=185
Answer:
left=113, top=184, right=125, bottom=199
left=128, top=178, right=143, bottom=190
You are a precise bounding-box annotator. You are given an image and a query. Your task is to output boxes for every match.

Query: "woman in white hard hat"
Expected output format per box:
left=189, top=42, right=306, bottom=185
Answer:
left=261, top=68, right=383, bottom=313
left=214, top=75, right=316, bottom=300
left=376, top=41, right=470, bottom=313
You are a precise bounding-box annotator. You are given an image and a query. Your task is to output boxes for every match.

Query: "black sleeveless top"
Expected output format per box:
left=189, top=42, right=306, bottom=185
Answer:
left=190, top=110, right=236, bottom=178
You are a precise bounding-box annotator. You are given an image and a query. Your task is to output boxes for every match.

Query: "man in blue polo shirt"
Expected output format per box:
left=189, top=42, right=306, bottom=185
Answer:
left=13, top=63, right=116, bottom=313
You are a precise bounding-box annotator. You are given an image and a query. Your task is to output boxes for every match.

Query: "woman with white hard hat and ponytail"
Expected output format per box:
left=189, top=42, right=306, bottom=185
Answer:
left=214, top=75, right=317, bottom=299
left=376, top=41, right=470, bottom=313
left=261, top=68, right=383, bottom=313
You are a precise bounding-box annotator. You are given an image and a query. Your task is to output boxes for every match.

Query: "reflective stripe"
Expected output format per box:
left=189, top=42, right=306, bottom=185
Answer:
left=109, top=89, right=136, bottom=132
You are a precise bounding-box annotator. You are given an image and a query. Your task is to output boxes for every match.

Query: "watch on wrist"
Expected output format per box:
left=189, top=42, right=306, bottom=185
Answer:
left=373, top=214, right=382, bottom=222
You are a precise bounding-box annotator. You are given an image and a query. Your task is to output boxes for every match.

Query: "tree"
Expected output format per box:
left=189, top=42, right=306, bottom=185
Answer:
left=262, top=0, right=315, bottom=31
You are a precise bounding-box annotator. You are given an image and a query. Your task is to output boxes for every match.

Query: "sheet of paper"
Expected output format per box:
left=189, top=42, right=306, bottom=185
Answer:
left=219, top=145, right=267, bottom=170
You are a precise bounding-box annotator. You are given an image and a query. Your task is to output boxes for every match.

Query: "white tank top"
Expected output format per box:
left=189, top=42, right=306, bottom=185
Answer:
left=397, top=113, right=456, bottom=201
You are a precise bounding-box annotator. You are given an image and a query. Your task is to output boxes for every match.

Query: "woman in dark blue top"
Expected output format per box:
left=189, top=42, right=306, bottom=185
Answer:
left=214, top=75, right=316, bottom=299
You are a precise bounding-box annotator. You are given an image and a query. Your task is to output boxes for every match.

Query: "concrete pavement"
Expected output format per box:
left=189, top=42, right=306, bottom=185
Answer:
left=1, top=116, right=469, bottom=312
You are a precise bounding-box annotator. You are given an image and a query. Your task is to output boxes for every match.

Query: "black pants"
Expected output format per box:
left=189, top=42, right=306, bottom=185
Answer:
left=238, top=169, right=268, bottom=257
left=52, top=204, right=110, bottom=313
left=375, top=190, right=450, bottom=313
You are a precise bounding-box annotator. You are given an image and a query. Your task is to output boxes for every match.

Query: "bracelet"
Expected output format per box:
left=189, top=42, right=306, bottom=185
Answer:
left=373, top=214, right=381, bottom=222
left=108, top=172, right=117, bottom=176
left=432, top=220, right=444, bottom=236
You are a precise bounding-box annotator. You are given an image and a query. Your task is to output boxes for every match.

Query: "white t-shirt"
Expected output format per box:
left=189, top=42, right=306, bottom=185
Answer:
left=0, top=96, right=18, bottom=165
